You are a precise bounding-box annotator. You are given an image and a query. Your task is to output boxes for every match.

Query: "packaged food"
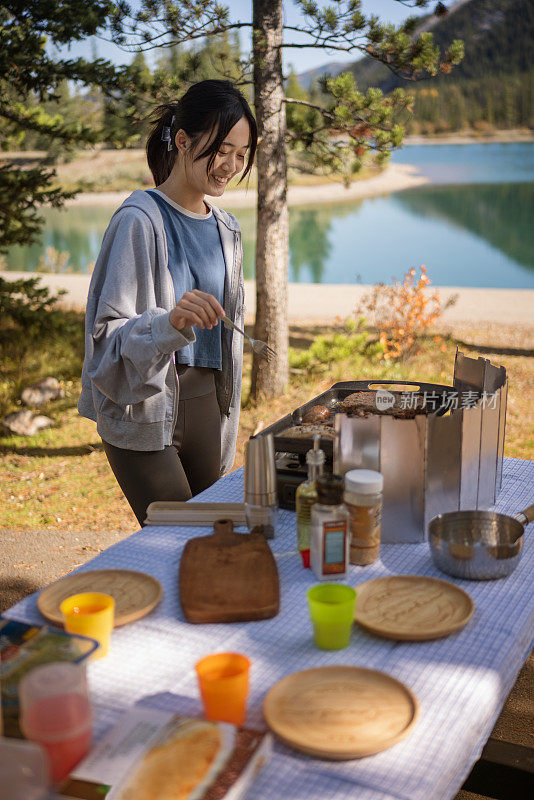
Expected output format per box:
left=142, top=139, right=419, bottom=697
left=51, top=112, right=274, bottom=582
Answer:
left=60, top=706, right=271, bottom=800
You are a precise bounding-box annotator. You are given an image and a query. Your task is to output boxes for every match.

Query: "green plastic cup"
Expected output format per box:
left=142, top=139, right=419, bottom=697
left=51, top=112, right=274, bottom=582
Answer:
left=307, top=584, right=357, bottom=650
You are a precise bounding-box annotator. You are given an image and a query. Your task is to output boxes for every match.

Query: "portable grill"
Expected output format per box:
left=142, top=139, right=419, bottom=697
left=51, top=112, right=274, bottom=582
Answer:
left=254, top=350, right=507, bottom=543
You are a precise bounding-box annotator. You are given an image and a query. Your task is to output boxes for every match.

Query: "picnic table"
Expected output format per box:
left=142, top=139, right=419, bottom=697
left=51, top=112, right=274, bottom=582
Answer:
left=6, top=457, right=534, bottom=800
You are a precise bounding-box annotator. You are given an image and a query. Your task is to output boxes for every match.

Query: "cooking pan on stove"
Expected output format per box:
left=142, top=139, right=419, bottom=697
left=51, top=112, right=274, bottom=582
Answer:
left=257, top=379, right=457, bottom=457
left=429, top=503, right=534, bottom=580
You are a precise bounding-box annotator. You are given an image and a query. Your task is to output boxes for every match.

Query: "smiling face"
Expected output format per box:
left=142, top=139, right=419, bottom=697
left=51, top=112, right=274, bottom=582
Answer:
left=177, top=116, right=251, bottom=199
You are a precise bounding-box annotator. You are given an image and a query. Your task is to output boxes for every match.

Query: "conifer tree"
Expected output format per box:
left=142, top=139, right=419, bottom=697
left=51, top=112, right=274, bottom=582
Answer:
left=7, top=1, right=463, bottom=399
left=120, top=0, right=462, bottom=398
left=0, top=1, right=128, bottom=251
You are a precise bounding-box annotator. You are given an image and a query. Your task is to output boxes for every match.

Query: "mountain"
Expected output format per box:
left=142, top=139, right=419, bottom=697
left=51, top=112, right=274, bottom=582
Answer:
left=297, top=0, right=533, bottom=92
left=297, top=61, right=355, bottom=92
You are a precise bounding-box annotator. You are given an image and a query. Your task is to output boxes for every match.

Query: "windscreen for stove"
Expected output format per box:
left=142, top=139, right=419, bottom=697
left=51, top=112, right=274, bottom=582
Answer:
left=255, top=350, right=507, bottom=544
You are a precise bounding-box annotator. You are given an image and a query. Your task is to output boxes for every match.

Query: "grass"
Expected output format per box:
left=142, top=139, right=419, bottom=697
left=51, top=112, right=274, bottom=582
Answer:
left=1, top=317, right=532, bottom=533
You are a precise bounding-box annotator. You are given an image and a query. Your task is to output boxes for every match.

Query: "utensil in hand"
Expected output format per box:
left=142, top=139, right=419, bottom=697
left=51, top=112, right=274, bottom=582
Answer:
left=195, top=652, right=251, bottom=725
left=307, top=584, right=357, bottom=650
left=223, top=315, right=275, bottom=362
left=60, top=592, right=115, bottom=659
left=429, top=502, right=534, bottom=580
left=19, top=663, right=92, bottom=783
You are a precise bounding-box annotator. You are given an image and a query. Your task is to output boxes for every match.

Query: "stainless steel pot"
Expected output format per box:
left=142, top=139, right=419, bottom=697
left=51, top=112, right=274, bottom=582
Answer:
left=429, top=504, right=534, bottom=580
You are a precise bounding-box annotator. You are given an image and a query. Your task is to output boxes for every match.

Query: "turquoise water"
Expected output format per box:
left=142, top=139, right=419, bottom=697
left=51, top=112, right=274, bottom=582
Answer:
left=5, top=142, right=534, bottom=288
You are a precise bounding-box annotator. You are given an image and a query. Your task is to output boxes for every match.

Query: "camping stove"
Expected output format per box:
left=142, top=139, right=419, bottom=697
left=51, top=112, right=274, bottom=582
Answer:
left=256, top=350, right=507, bottom=543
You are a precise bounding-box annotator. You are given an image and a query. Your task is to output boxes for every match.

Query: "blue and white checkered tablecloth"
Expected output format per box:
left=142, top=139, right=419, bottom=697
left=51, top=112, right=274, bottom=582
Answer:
left=6, top=457, right=534, bottom=800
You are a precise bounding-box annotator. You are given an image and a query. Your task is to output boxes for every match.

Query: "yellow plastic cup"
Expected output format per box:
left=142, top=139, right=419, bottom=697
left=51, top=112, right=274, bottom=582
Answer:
left=307, top=584, right=357, bottom=650
left=60, top=592, right=115, bottom=659
left=195, top=652, right=250, bottom=726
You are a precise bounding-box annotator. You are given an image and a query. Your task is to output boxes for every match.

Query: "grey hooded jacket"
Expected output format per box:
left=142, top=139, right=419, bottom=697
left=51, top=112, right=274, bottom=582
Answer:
left=77, top=190, right=245, bottom=475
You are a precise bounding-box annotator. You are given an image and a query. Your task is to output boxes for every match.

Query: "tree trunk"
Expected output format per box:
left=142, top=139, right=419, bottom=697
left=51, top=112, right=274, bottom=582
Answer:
left=250, top=0, right=289, bottom=401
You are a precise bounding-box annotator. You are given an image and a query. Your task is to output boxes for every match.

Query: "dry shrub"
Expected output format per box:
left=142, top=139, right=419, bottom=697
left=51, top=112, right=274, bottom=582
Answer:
left=356, top=266, right=455, bottom=360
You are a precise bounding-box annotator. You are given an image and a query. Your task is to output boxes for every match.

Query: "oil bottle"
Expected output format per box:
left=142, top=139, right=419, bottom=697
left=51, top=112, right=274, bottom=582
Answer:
left=295, top=435, right=325, bottom=567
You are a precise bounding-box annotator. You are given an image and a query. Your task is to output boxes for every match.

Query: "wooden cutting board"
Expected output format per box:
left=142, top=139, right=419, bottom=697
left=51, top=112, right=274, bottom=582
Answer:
left=263, top=666, right=418, bottom=760
left=354, top=575, right=474, bottom=641
left=179, top=520, right=280, bottom=623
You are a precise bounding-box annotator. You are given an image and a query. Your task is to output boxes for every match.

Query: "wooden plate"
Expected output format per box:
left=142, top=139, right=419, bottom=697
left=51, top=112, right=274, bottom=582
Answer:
left=38, top=569, right=163, bottom=628
left=263, top=666, right=418, bottom=760
left=354, top=575, right=474, bottom=641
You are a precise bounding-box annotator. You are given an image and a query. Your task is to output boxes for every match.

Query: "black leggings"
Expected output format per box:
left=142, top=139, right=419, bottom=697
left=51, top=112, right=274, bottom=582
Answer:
left=102, top=366, right=221, bottom=526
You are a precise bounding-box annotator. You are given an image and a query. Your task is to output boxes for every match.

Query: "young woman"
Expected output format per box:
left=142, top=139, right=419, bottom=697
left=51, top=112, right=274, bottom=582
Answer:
left=78, top=80, right=257, bottom=525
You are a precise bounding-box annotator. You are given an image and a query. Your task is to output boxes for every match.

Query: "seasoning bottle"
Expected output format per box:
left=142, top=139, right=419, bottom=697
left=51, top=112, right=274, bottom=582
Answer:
left=310, top=474, right=350, bottom=581
left=296, top=435, right=325, bottom=568
left=344, top=469, right=383, bottom=565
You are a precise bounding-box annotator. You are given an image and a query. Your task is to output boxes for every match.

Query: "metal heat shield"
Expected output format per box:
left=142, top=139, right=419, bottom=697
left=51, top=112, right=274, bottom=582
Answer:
left=334, top=414, right=380, bottom=475
left=424, top=411, right=462, bottom=532
left=478, top=359, right=507, bottom=506
left=497, top=380, right=508, bottom=491
left=380, top=415, right=427, bottom=543
left=460, top=403, right=482, bottom=509
left=453, top=350, right=486, bottom=394
left=454, top=349, right=507, bottom=508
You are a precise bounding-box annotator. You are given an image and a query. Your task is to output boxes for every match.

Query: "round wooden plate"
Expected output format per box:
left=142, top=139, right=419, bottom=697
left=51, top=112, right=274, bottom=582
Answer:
left=263, top=666, right=418, bottom=760
left=354, top=575, right=474, bottom=641
left=37, top=569, right=163, bottom=628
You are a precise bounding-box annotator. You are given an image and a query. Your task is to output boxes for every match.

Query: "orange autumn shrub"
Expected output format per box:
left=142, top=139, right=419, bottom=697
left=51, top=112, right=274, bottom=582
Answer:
left=356, top=266, right=454, bottom=360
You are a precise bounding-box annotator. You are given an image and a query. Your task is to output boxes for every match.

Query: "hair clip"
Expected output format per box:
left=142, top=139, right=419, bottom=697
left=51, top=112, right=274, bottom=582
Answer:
left=161, top=115, right=176, bottom=151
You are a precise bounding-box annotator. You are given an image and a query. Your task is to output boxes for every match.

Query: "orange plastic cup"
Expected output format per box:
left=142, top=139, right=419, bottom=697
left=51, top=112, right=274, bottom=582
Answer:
left=60, top=592, right=115, bottom=659
left=195, top=652, right=251, bottom=726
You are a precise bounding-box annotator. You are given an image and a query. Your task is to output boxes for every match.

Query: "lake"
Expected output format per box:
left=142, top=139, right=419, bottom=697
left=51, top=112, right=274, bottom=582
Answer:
left=5, top=142, right=534, bottom=288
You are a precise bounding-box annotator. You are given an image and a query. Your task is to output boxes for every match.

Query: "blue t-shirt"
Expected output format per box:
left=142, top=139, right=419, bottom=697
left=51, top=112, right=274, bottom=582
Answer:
left=147, top=189, right=226, bottom=369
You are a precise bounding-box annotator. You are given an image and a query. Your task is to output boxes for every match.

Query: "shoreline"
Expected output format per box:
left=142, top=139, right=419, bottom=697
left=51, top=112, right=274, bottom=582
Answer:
left=403, top=131, right=534, bottom=145
left=35, top=132, right=534, bottom=208
left=2, top=270, right=533, bottom=326
left=64, top=163, right=429, bottom=209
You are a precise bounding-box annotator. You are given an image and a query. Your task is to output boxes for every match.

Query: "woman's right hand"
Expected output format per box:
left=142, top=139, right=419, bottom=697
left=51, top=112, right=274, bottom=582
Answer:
left=169, top=290, right=225, bottom=331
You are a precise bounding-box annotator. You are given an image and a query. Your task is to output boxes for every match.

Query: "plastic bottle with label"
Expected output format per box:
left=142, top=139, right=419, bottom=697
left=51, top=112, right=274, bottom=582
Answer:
left=310, top=474, right=350, bottom=581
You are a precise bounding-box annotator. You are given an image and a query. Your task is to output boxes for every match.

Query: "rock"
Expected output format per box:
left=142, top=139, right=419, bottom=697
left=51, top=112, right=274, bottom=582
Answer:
left=1, top=410, right=54, bottom=436
left=21, top=377, right=64, bottom=407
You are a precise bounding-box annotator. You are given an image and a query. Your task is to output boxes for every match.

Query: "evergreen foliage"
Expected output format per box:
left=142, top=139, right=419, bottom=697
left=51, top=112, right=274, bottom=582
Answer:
left=2, top=0, right=465, bottom=400
left=0, top=1, right=128, bottom=251
left=106, top=1, right=462, bottom=176
left=346, top=0, right=533, bottom=133
left=407, top=70, right=534, bottom=133
left=0, top=275, right=73, bottom=378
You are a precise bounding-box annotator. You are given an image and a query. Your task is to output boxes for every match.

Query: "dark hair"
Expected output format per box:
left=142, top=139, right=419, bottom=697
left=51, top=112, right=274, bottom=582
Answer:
left=146, top=80, right=257, bottom=186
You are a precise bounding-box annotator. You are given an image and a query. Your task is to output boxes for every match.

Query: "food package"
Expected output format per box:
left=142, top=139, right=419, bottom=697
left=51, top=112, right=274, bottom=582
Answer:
left=0, top=617, right=97, bottom=738
left=59, top=705, right=271, bottom=800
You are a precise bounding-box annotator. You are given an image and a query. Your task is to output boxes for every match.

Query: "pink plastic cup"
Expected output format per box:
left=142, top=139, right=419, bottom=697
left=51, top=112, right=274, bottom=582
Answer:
left=19, top=662, right=92, bottom=783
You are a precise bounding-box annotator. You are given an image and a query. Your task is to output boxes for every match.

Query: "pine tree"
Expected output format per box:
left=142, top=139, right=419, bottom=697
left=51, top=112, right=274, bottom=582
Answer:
left=70, top=1, right=467, bottom=399
left=102, top=51, right=153, bottom=147
left=0, top=1, right=129, bottom=251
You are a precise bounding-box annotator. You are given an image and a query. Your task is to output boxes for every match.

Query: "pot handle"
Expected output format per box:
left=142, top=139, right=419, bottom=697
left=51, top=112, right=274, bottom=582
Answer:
left=515, top=503, right=534, bottom=526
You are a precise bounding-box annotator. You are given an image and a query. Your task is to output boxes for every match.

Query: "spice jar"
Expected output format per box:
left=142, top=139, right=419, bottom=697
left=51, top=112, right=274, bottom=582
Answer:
left=310, top=474, right=350, bottom=581
left=344, top=469, right=383, bottom=566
